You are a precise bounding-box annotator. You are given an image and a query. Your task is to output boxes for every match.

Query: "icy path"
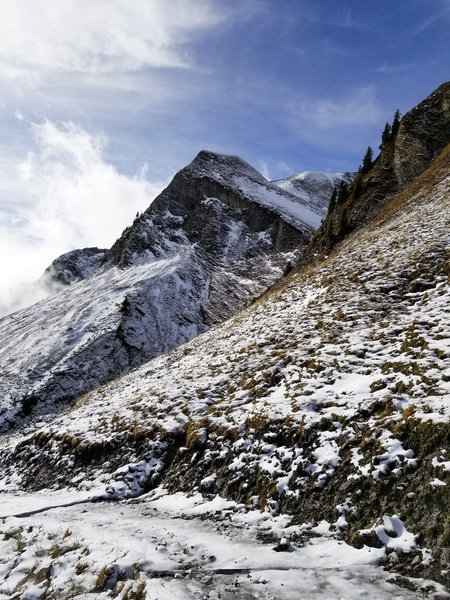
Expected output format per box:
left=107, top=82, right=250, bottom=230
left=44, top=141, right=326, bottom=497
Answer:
left=0, top=491, right=433, bottom=599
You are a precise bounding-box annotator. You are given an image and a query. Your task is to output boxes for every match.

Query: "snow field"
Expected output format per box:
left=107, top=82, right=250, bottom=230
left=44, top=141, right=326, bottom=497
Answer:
left=0, top=491, right=441, bottom=599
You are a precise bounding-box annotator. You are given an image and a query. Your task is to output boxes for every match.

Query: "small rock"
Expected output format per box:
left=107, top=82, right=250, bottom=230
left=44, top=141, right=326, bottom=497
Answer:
left=388, top=564, right=403, bottom=572
left=273, top=537, right=295, bottom=552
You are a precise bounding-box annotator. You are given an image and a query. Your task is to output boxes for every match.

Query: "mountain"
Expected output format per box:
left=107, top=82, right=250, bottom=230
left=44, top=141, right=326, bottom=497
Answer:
left=0, top=247, right=107, bottom=318
left=0, top=84, right=448, bottom=597
left=272, top=170, right=355, bottom=215
left=0, top=151, right=344, bottom=428
left=300, top=81, right=450, bottom=265
left=40, top=247, right=107, bottom=291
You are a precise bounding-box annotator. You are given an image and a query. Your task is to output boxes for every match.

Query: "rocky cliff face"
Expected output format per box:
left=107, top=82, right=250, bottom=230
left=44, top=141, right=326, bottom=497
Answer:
left=106, top=150, right=322, bottom=269
left=299, top=82, right=450, bottom=265
left=104, top=151, right=318, bottom=326
left=393, top=82, right=450, bottom=188
left=0, top=151, right=340, bottom=427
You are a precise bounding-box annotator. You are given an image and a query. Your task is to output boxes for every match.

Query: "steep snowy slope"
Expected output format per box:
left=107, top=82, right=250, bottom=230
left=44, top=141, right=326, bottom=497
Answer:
left=0, top=151, right=343, bottom=427
left=1, top=141, right=448, bottom=592
left=272, top=170, right=355, bottom=215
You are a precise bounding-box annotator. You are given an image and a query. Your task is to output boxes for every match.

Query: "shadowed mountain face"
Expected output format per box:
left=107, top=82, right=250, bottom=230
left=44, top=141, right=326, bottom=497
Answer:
left=0, top=151, right=343, bottom=427
left=103, top=151, right=320, bottom=327
left=105, top=150, right=327, bottom=269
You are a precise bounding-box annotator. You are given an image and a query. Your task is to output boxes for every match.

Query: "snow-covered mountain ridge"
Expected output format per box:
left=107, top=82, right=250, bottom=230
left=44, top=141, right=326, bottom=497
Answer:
left=272, top=170, right=355, bottom=215
left=0, top=151, right=345, bottom=427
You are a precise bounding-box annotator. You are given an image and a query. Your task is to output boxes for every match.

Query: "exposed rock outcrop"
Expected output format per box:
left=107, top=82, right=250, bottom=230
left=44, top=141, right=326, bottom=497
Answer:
left=41, top=247, right=107, bottom=290
left=298, top=82, right=450, bottom=266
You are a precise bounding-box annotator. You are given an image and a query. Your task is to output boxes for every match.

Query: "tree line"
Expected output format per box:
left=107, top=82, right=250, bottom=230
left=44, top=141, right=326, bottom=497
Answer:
left=328, top=107, right=402, bottom=215
left=360, top=108, right=401, bottom=174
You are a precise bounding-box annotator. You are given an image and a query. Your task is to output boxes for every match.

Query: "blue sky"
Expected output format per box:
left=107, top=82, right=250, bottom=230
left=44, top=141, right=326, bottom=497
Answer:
left=0, top=0, right=449, bottom=302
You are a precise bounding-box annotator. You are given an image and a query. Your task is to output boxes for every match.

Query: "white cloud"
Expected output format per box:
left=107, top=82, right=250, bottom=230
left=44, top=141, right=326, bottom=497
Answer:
left=0, top=0, right=242, bottom=316
left=258, top=161, right=271, bottom=181
left=414, top=2, right=450, bottom=34
left=0, top=0, right=224, bottom=83
left=305, top=87, right=382, bottom=129
left=376, top=62, right=413, bottom=75
left=258, top=160, right=294, bottom=181
left=0, top=120, right=167, bottom=315
left=282, top=86, right=383, bottom=155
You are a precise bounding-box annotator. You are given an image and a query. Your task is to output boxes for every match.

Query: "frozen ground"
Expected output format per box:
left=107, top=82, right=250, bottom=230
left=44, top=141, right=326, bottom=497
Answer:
left=0, top=490, right=441, bottom=599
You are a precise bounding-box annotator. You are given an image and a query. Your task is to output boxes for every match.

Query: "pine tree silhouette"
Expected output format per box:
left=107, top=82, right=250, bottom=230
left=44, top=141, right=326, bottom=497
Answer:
left=391, top=109, right=401, bottom=136
left=379, top=123, right=391, bottom=149
left=361, top=146, right=373, bottom=174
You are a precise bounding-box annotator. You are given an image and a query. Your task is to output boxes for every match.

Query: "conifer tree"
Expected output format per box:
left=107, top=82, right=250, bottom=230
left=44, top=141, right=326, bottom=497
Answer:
left=337, top=180, right=348, bottom=204
left=379, top=123, right=391, bottom=149
left=361, top=146, right=373, bottom=174
left=328, top=187, right=337, bottom=213
left=351, top=175, right=362, bottom=201
left=391, top=109, right=401, bottom=136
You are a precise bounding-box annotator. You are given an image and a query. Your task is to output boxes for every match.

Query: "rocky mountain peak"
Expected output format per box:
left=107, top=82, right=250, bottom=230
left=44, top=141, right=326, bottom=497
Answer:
left=0, top=151, right=342, bottom=423
left=182, top=149, right=268, bottom=184
left=0, top=247, right=107, bottom=319
left=106, top=150, right=327, bottom=269
left=41, top=247, right=107, bottom=290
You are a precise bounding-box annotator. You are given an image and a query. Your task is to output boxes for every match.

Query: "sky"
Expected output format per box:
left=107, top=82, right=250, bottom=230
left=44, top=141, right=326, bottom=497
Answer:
left=0, top=0, right=449, bottom=313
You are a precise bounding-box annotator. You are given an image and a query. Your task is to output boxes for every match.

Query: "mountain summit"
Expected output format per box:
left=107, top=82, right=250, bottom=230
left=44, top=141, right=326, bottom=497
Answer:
left=0, top=152, right=347, bottom=426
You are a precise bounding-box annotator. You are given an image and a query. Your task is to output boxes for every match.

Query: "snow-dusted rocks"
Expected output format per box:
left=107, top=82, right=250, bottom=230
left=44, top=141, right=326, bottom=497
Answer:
left=1, top=491, right=442, bottom=599
left=0, top=150, right=339, bottom=425
left=272, top=170, right=355, bottom=218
